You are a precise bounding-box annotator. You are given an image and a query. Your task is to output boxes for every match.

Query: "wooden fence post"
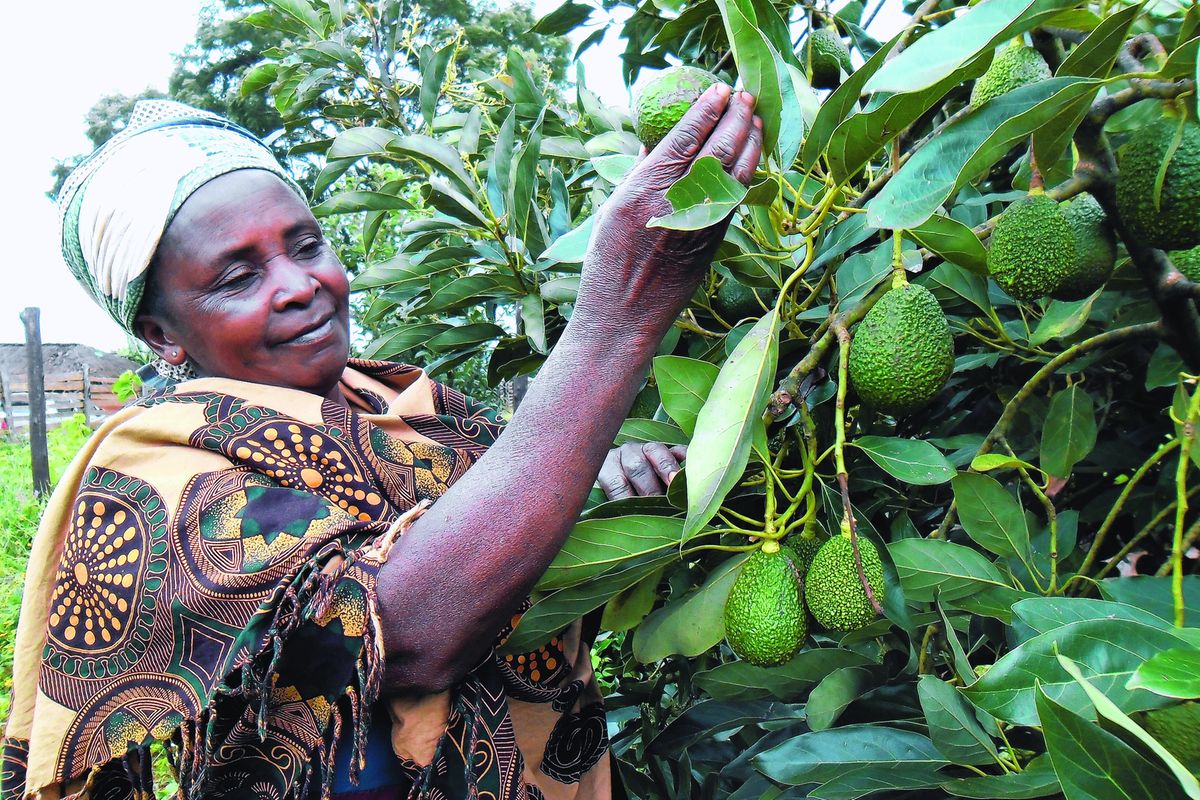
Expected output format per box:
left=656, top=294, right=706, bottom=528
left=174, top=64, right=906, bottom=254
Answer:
left=81, top=363, right=92, bottom=426
left=0, top=370, right=13, bottom=440
left=21, top=307, right=50, bottom=496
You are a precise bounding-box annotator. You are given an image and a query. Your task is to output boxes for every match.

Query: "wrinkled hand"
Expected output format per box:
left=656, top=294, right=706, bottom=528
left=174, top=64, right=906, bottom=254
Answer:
left=598, top=442, right=688, bottom=500
left=573, top=83, right=763, bottom=335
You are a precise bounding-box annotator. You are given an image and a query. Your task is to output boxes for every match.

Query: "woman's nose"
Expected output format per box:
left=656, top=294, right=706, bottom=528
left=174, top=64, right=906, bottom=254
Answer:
left=272, top=260, right=321, bottom=310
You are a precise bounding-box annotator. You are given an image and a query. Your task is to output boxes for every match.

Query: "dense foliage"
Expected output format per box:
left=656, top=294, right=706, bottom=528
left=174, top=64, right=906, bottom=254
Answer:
left=234, top=0, right=1200, bottom=796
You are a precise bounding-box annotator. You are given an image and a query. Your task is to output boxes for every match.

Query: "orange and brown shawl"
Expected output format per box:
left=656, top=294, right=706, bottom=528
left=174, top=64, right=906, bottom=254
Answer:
left=2, top=360, right=609, bottom=800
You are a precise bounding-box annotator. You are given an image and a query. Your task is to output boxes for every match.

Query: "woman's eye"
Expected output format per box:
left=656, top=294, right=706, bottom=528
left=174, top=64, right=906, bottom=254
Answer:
left=221, top=271, right=254, bottom=289
left=297, top=238, right=324, bottom=256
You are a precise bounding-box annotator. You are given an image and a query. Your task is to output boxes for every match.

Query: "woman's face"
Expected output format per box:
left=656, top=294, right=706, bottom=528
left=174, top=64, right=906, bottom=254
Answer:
left=136, top=169, right=352, bottom=400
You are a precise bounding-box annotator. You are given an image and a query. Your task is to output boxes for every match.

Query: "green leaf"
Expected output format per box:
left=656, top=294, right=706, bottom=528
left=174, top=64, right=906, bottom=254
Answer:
left=889, top=538, right=1012, bottom=603
left=530, top=0, right=593, bottom=35
left=1040, top=386, right=1097, bottom=478
left=1099, top=578, right=1200, bottom=628
left=684, top=311, right=779, bottom=537
left=310, top=190, right=414, bottom=217
left=942, top=754, right=1061, bottom=798
left=971, top=453, right=1036, bottom=472
left=753, top=725, right=948, bottom=787
left=509, top=108, right=545, bottom=246
left=647, top=699, right=806, bottom=758
left=713, top=0, right=784, bottom=156
left=520, top=294, right=547, bottom=354
left=909, top=214, right=989, bottom=274
left=868, top=77, right=1102, bottom=230
left=240, top=62, right=278, bottom=97
left=616, top=418, right=689, bottom=446
left=424, top=323, right=505, bottom=353
left=1031, top=80, right=1103, bottom=175
left=806, top=665, right=885, bottom=731
left=487, top=108, right=516, bottom=217
left=591, top=153, right=637, bottom=183
left=1012, top=597, right=1174, bottom=641
left=414, top=273, right=507, bottom=314
left=864, top=0, right=1074, bottom=95
left=1030, top=295, right=1097, bottom=346
left=802, top=35, right=900, bottom=169
left=419, top=42, right=455, bottom=129
left=694, top=648, right=874, bottom=702
left=601, top=567, right=663, bottom=632
left=388, top=134, right=478, bottom=201
left=540, top=217, right=593, bottom=265
left=540, top=276, right=580, bottom=304
left=922, top=261, right=992, bottom=314
left=1058, top=654, right=1200, bottom=799
left=538, top=515, right=691, bottom=590
left=653, top=356, right=721, bottom=438
left=314, top=126, right=397, bottom=196
left=952, top=472, right=1031, bottom=560
left=963, top=618, right=1188, bottom=725
left=648, top=156, right=749, bottom=230
left=853, top=436, right=955, bottom=485
left=265, top=0, right=326, bottom=37
left=422, top=177, right=489, bottom=227
left=918, top=675, right=1000, bottom=765
left=632, top=554, right=746, bottom=661
left=1036, top=686, right=1181, bottom=800
left=1129, top=648, right=1200, bottom=700
left=362, top=323, right=451, bottom=360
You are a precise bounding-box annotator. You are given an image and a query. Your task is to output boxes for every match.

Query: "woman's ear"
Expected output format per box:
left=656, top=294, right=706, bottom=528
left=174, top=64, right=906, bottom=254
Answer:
left=133, top=315, right=188, bottom=365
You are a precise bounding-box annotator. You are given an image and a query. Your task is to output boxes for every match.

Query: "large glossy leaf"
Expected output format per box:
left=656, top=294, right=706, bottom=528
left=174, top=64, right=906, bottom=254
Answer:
left=1030, top=296, right=1097, bottom=346
left=1129, top=648, right=1200, bottom=699
left=362, top=322, right=451, bottom=360
left=1059, top=655, right=1200, bottom=799
left=540, top=217, right=593, bottom=265
left=653, top=356, right=720, bottom=437
left=1037, top=687, right=1181, bottom=800
left=486, top=108, right=516, bottom=217
left=509, top=108, right=545, bottom=246
left=694, top=648, right=874, bottom=702
left=414, top=273, right=509, bottom=314
left=632, top=553, right=746, bottom=661
left=889, top=537, right=1011, bottom=603
left=615, top=418, right=689, bottom=446
left=753, top=725, right=948, bottom=787
left=601, top=567, right=663, bottom=632
left=648, top=156, right=748, bottom=230
left=853, top=436, right=955, bottom=485
left=685, top=310, right=779, bottom=537
left=806, top=665, right=885, bottom=731
left=801, top=35, right=900, bottom=169
left=1011, top=597, right=1174, bottom=642
left=1059, top=1, right=1140, bottom=78
left=864, top=0, right=1075, bottom=95
left=923, top=261, right=992, bottom=314
left=1040, top=386, right=1097, bottom=478
left=648, top=699, right=805, bottom=758
left=868, top=77, right=1102, bottom=230
left=266, top=0, right=326, bottom=37
left=918, top=676, right=999, bottom=766
left=963, top=618, right=1187, bottom=725
left=388, top=134, right=477, bottom=198
left=942, top=755, right=1061, bottom=798
left=530, top=0, right=593, bottom=35
left=909, top=215, right=989, bottom=274
left=314, top=126, right=397, bottom=196
left=310, top=190, right=414, bottom=217
left=422, top=177, right=490, bottom=227
left=538, top=515, right=691, bottom=590
left=424, top=323, right=505, bottom=353
left=520, top=294, right=547, bottom=354
left=713, top=0, right=783, bottom=155
left=419, top=42, right=454, bottom=128
left=1099, top=576, right=1200, bottom=624
left=952, top=472, right=1031, bottom=560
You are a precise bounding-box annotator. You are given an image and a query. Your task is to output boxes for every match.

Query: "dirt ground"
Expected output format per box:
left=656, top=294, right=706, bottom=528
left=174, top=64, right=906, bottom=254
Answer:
left=0, top=343, right=137, bottom=380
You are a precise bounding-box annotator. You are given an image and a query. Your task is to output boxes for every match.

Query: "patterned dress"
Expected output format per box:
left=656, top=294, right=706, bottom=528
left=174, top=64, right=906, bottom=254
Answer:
left=2, top=360, right=609, bottom=800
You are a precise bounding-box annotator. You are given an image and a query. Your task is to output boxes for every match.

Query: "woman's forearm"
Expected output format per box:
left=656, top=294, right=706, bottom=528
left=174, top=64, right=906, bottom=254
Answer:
left=375, top=318, right=664, bottom=693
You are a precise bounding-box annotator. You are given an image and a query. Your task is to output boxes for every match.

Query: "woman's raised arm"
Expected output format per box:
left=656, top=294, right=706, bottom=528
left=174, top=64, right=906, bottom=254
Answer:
left=376, top=83, right=762, bottom=694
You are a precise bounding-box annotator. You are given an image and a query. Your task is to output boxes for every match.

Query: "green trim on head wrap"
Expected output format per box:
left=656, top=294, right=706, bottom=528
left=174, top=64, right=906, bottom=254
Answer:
left=57, top=100, right=304, bottom=336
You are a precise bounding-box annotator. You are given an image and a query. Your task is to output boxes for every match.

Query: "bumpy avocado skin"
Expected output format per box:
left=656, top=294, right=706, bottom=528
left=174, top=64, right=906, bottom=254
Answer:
left=724, top=546, right=807, bottom=666
left=634, top=66, right=720, bottom=150
left=804, top=29, right=852, bottom=89
left=987, top=194, right=1076, bottom=302
left=804, top=535, right=885, bottom=632
left=1117, top=117, right=1200, bottom=250
left=1136, top=702, right=1200, bottom=773
left=1051, top=194, right=1117, bottom=301
left=1170, top=245, right=1200, bottom=282
left=848, top=283, right=953, bottom=416
left=970, top=44, right=1051, bottom=106
left=713, top=279, right=767, bottom=321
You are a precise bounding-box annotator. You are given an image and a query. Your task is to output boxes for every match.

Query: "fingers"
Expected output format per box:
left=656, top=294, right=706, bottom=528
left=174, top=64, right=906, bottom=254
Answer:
left=653, top=82, right=733, bottom=163
left=669, top=444, right=688, bottom=462
left=598, top=447, right=635, bottom=500
left=731, top=116, right=764, bottom=186
left=642, top=442, right=684, bottom=487
left=620, top=442, right=666, bottom=496
left=697, top=91, right=756, bottom=171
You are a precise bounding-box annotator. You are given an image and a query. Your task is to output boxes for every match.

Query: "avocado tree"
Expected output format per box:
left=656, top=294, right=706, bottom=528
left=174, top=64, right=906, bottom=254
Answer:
left=244, top=0, right=1200, bottom=796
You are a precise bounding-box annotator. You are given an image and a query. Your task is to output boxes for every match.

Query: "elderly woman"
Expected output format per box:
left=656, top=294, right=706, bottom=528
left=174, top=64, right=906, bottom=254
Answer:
left=3, top=87, right=761, bottom=800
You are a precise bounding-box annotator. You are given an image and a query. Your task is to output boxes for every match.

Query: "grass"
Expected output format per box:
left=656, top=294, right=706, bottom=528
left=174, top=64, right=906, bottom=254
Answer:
left=0, top=415, right=93, bottom=723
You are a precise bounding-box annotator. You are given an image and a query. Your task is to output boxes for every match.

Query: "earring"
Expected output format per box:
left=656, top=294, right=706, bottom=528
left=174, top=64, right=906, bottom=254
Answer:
left=152, top=356, right=198, bottom=383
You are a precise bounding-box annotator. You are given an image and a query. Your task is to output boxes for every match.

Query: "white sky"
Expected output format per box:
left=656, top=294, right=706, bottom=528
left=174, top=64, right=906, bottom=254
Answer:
left=0, top=0, right=901, bottom=352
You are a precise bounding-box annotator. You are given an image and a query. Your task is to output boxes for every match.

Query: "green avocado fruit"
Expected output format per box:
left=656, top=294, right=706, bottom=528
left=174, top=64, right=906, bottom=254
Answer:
left=713, top=279, right=766, bottom=321
left=970, top=44, right=1051, bottom=107
left=1135, top=702, right=1200, bottom=774
left=723, top=545, right=807, bottom=666
left=848, top=283, right=954, bottom=416
left=633, top=66, right=721, bottom=150
left=803, top=28, right=852, bottom=90
left=1170, top=245, right=1200, bottom=282
left=987, top=193, right=1076, bottom=303
left=1116, top=116, right=1200, bottom=250
left=804, top=534, right=885, bottom=632
left=1051, top=194, right=1117, bottom=301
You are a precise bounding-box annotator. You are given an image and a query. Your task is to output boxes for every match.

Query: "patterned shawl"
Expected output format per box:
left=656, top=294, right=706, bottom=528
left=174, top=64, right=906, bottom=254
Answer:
left=2, top=360, right=609, bottom=800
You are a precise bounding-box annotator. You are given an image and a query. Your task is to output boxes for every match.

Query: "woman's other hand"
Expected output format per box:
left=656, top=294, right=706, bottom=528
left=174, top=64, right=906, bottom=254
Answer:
left=599, top=442, right=687, bottom=499
left=572, top=84, right=763, bottom=339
